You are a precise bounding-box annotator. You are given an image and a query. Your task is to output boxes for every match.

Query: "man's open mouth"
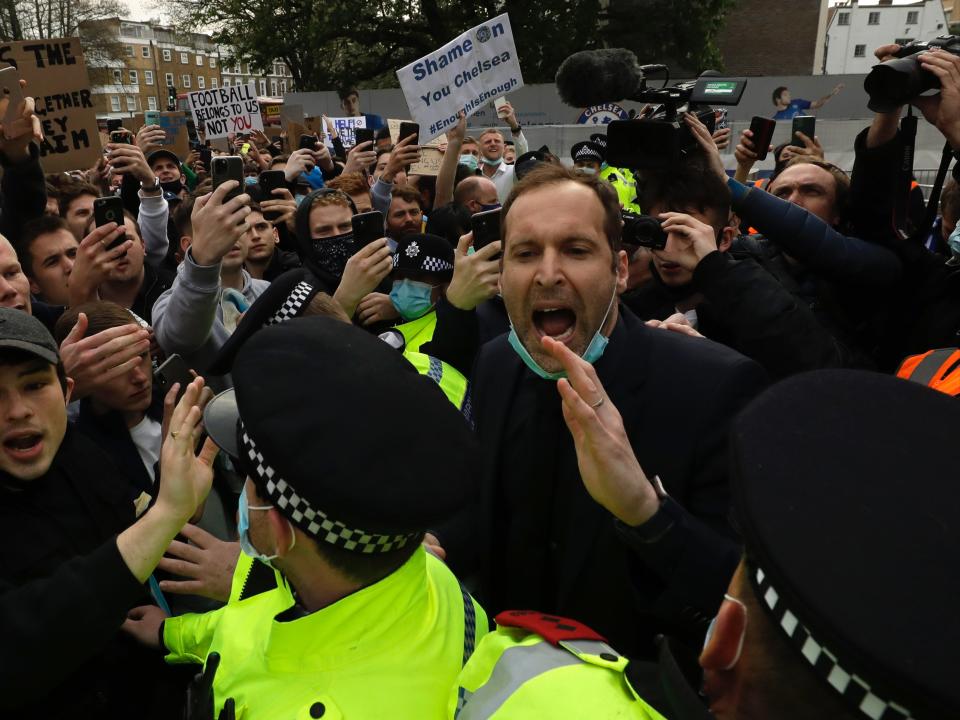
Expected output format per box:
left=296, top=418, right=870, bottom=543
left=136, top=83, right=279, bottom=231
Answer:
left=533, top=306, right=577, bottom=343
left=3, top=432, right=43, bottom=459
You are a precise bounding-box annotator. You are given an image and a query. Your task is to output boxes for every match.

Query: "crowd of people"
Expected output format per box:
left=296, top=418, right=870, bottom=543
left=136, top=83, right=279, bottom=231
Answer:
left=0, top=43, right=959, bottom=720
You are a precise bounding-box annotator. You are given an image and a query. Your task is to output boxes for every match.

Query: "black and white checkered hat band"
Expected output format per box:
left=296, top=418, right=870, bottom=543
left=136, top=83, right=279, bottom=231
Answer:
left=752, top=565, right=915, bottom=720
left=423, top=256, right=453, bottom=273
left=267, top=281, right=314, bottom=325
left=575, top=147, right=602, bottom=162
left=239, top=422, right=416, bottom=553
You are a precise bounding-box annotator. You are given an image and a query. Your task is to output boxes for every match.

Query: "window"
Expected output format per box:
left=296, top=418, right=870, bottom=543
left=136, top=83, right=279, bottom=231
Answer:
left=165, top=72, right=174, bottom=86
left=196, top=55, right=204, bottom=66
left=198, top=76, right=205, bottom=89
left=838, top=12, right=849, bottom=26
left=271, top=80, right=278, bottom=96
left=211, top=78, right=218, bottom=89
left=113, top=69, right=122, bottom=83
left=182, top=74, right=191, bottom=88
left=121, top=23, right=143, bottom=38
left=906, top=10, right=919, bottom=24
left=148, top=96, right=158, bottom=111
left=129, top=70, right=138, bottom=84
left=210, top=57, right=216, bottom=68
left=854, top=44, right=866, bottom=57
left=125, top=45, right=134, bottom=57
left=259, top=79, right=267, bottom=95
left=110, top=95, right=121, bottom=112
left=223, top=78, right=231, bottom=87
left=868, top=11, right=880, bottom=25
left=126, top=96, right=137, bottom=111
left=163, top=48, right=172, bottom=62
left=280, top=80, right=287, bottom=94
left=180, top=52, right=188, bottom=64
left=141, top=45, right=151, bottom=58
left=145, top=70, right=154, bottom=85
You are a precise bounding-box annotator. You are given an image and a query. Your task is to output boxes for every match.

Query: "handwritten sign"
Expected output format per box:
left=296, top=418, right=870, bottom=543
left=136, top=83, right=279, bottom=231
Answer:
left=396, top=15, right=523, bottom=142
left=185, top=81, right=263, bottom=139
left=387, top=118, right=446, bottom=176
left=326, top=116, right=365, bottom=147
left=0, top=37, right=101, bottom=173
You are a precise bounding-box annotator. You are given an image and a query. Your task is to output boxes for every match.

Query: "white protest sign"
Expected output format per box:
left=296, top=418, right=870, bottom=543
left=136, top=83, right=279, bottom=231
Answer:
left=185, top=82, right=263, bottom=139
left=397, top=14, right=523, bottom=142
left=327, top=116, right=366, bottom=147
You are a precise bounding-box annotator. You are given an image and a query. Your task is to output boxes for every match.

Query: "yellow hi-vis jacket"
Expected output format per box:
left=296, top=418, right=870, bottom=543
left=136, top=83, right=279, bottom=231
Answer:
left=600, top=165, right=642, bottom=214
left=450, top=611, right=668, bottom=719
left=405, top=350, right=470, bottom=413
left=395, top=309, right=438, bottom=354
left=164, top=547, right=488, bottom=719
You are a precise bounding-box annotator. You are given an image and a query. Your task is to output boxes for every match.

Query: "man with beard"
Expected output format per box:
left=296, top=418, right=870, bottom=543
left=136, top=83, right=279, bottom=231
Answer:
left=446, top=163, right=767, bottom=658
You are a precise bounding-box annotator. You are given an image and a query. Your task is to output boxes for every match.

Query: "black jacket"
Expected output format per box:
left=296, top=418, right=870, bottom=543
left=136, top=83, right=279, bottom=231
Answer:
left=0, top=143, right=47, bottom=242
left=445, top=306, right=767, bottom=657
left=0, top=429, right=185, bottom=719
left=131, top=262, right=174, bottom=325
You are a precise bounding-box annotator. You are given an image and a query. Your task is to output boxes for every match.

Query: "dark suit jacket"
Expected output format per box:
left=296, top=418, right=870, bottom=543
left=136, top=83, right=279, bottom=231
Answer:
left=449, top=305, right=767, bottom=656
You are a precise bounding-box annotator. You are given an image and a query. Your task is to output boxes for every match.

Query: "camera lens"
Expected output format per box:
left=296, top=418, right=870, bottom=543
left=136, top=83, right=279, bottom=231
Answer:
left=864, top=55, right=939, bottom=113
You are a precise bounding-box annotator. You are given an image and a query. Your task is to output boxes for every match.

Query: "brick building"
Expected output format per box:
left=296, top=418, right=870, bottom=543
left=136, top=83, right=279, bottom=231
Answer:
left=81, top=18, right=223, bottom=120
left=715, top=0, right=831, bottom=75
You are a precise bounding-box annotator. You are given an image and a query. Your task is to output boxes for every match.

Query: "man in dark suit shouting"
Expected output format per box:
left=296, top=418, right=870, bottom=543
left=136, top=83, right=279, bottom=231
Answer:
left=452, top=162, right=768, bottom=658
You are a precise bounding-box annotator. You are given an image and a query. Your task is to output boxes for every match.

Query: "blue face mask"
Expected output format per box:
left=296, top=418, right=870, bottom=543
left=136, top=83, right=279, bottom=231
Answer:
left=507, top=284, right=618, bottom=380
left=390, top=279, right=435, bottom=321
left=482, top=155, right=503, bottom=168
left=459, top=155, right=479, bottom=172
left=949, top=224, right=960, bottom=259
left=244, top=176, right=259, bottom=186
left=238, top=489, right=295, bottom=564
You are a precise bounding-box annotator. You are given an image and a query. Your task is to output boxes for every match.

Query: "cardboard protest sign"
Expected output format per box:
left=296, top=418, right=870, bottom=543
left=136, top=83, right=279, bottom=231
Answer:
left=387, top=118, right=446, bottom=176
left=185, top=81, right=263, bottom=139
left=396, top=14, right=523, bottom=142
left=0, top=37, right=102, bottom=173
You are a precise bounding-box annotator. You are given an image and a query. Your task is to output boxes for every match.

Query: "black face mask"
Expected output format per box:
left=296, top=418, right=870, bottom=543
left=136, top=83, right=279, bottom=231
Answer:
left=160, top=180, right=184, bottom=196
left=311, top=231, right=355, bottom=279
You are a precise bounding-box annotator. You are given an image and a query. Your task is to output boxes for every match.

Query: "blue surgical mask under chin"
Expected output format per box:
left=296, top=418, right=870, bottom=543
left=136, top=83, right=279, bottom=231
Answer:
left=507, top=285, right=618, bottom=380
left=459, top=155, right=479, bottom=172
left=948, top=224, right=960, bottom=262
left=238, top=489, right=295, bottom=564
left=244, top=176, right=259, bottom=186
left=390, top=279, right=435, bottom=321
left=482, top=155, right=503, bottom=167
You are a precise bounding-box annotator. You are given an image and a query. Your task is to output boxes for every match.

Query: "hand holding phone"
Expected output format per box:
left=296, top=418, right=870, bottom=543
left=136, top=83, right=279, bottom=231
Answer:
left=398, top=122, right=420, bottom=146
left=0, top=66, right=26, bottom=130
left=791, top=115, right=816, bottom=148
left=211, top=156, right=244, bottom=203
left=155, top=354, right=194, bottom=404
left=748, top=117, right=776, bottom=161
left=351, top=211, right=385, bottom=251
left=471, top=208, right=502, bottom=256
left=94, top=197, right=128, bottom=250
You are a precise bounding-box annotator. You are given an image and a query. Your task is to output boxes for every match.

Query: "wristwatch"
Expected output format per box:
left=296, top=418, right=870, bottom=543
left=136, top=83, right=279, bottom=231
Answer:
left=510, top=124, right=522, bottom=133
left=141, top=176, right=161, bottom=193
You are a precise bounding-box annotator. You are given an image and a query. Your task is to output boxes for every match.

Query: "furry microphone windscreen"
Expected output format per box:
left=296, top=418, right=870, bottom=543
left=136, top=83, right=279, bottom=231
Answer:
left=555, top=48, right=644, bottom=108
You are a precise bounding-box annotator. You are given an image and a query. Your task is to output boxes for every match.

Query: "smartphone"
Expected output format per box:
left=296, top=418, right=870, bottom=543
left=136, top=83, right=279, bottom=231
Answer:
left=791, top=115, right=816, bottom=148
left=494, top=96, right=508, bottom=113
left=398, top=121, right=420, bottom=145
left=714, top=108, right=729, bottom=131
left=110, top=130, right=131, bottom=144
left=106, top=118, right=123, bottom=132
left=351, top=211, right=384, bottom=250
left=154, top=354, right=193, bottom=404
left=211, top=155, right=244, bottom=202
left=748, top=116, right=777, bottom=161
left=93, top=197, right=127, bottom=250
left=144, top=110, right=161, bottom=126
left=354, top=127, right=375, bottom=146
left=199, top=146, right=212, bottom=169
left=0, top=66, right=26, bottom=127
left=298, top=133, right=318, bottom=150
left=258, top=170, right=286, bottom=221
left=471, top=208, right=502, bottom=255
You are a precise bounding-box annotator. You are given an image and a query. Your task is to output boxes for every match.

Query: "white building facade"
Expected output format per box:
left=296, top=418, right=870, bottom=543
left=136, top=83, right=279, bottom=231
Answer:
left=824, top=0, right=950, bottom=74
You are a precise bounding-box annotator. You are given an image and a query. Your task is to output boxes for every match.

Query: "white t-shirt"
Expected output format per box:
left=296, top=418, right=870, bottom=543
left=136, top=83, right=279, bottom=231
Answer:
left=129, top=415, right=162, bottom=483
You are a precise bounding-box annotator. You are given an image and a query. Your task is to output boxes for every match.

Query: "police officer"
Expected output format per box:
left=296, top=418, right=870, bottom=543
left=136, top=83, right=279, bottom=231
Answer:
left=206, top=268, right=471, bottom=413
left=453, top=369, right=960, bottom=718
left=589, top=132, right=642, bottom=214
left=388, top=233, right=455, bottom=352
left=125, top=317, right=488, bottom=719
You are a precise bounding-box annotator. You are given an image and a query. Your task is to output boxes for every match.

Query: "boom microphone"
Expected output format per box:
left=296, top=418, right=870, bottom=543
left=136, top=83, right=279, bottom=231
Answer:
left=556, top=49, right=649, bottom=108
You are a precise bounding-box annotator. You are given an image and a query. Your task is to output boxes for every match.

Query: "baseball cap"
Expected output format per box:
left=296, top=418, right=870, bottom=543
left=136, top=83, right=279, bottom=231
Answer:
left=0, top=308, right=60, bottom=365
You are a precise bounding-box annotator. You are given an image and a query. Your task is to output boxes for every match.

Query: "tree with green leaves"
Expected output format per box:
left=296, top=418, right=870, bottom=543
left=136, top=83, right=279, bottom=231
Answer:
left=164, top=0, right=734, bottom=91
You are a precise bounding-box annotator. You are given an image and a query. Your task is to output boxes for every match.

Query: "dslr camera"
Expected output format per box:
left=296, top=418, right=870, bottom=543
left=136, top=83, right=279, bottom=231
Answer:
left=606, top=68, right=747, bottom=170
left=622, top=211, right=666, bottom=250
left=864, top=36, right=960, bottom=113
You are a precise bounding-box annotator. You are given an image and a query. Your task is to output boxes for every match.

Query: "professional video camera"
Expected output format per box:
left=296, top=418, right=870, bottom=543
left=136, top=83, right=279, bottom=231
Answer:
left=556, top=49, right=747, bottom=170
left=864, top=36, right=960, bottom=113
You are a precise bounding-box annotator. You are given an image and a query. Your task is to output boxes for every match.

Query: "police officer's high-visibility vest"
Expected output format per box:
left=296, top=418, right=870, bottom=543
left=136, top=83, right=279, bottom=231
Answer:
left=405, top=350, right=470, bottom=414
left=395, top=309, right=438, bottom=353
left=164, top=547, right=487, bottom=719
left=600, top=165, right=642, bottom=214
left=450, top=611, right=668, bottom=719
